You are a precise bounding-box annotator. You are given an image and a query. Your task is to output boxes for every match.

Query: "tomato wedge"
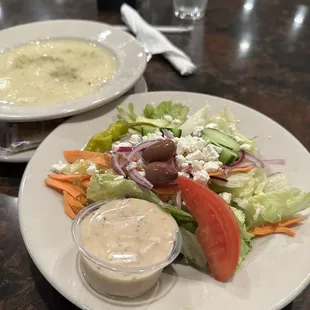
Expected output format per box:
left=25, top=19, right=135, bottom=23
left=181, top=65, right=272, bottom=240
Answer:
left=178, top=177, right=240, bottom=282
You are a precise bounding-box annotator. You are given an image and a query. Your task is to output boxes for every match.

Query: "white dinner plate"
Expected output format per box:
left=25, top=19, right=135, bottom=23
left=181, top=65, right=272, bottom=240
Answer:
left=0, top=76, right=148, bottom=163
left=0, top=20, right=146, bottom=122
left=19, top=92, right=310, bottom=310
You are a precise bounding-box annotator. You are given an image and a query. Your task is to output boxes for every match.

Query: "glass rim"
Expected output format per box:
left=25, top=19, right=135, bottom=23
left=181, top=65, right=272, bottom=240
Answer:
left=71, top=199, right=183, bottom=274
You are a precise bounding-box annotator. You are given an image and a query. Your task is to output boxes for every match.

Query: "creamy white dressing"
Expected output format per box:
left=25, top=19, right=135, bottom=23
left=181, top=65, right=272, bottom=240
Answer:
left=0, top=40, right=117, bottom=106
left=79, top=198, right=179, bottom=298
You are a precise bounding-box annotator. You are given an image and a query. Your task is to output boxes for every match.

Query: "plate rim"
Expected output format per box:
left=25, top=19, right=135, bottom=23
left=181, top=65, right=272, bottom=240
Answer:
left=0, top=19, right=146, bottom=122
left=18, top=91, right=310, bottom=310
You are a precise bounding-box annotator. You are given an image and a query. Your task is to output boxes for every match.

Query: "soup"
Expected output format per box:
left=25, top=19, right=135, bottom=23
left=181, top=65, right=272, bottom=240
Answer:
left=0, top=40, right=117, bottom=106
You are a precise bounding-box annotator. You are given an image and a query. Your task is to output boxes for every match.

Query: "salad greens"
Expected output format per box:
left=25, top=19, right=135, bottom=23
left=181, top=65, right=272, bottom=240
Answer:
left=143, top=101, right=189, bottom=122
left=180, top=227, right=208, bottom=270
left=231, top=207, right=253, bottom=266
left=117, top=101, right=190, bottom=128
left=238, top=188, right=310, bottom=228
left=47, top=100, right=310, bottom=280
left=87, top=174, right=161, bottom=203
left=211, top=168, right=310, bottom=228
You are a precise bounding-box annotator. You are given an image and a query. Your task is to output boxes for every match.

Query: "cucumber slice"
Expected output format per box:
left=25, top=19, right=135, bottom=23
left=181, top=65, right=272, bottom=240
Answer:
left=141, top=126, right=157, bottom=136
left=163, top=128, right=182, bottom=138
left=219, top=145, right=238, bottom=165
left=202, top=128, right=240, bottom=152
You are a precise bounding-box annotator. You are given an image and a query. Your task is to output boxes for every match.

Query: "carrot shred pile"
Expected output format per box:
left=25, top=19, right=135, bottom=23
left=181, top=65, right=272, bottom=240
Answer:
left=45, top=175, right=88, bottom=219
left=250, top=216, right=306, bottom=237
left=63, top=150, right=112, bottom=167
left=209, top=165, right=254, bottom=177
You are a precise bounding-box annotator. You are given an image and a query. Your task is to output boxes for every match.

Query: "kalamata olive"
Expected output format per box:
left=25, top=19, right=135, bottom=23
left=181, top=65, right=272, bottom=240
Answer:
left=142, top=140, right=176, bottom=163
left=145, top=162, right=178, bottom=184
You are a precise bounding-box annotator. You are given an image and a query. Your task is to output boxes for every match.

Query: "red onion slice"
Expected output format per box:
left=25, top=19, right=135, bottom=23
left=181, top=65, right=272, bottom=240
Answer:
left=244, top=152, right=265, bottom=168
left=126, top=140, right=159, bottom=162
left=210, top=176, right=228, bottom=183
left=117, top=146, right=133, bottom=152
left=182, top=163, right=192, bottom=173
left=111, top=153, right=126, bottom=176
left=263, top=159, right=285, bottom=165
left=228, top=151, right=245, bottom=167
left=267, top=171, right=282, bottom=177
left=127, top=168, right=153, bottom=189
left=162, top=129, right=174, bottom=139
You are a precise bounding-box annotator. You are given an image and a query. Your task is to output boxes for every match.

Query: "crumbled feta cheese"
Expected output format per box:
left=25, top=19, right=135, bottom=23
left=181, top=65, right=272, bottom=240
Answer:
left=112, top=142, right=132, bottom=152
left=163, top=114, right=173, bottom=122
left=126, top=162, right=138, bottom=171
left=233, top=135, right=244, bottom=143
left=176, top=154, right=187, bottom=165
left=193, top=170, right=210, bottom=185
left=114, top=176, right=124, bottom=181
left=172, top=119, right=182, bottom=125
left=52, top=161, right=68, bottom=174
left=129, top=134, right=142, bottom=145
left=204, top=161, right=222, bottom=172
left=190, top=160, right=205, bottom=171
left=205, top=123, right=218, bottom=129
left=186, top=150, right=206, bottom=161
left=178, top=171, right=190, bottom=178
left=174, top=136, right=223, bottom=172
left=86, top=163, right=98, bottom=175
left=219, top=192, right=232, bottom=204
left=142, top=129, right=164, bottom=141
left=79, top=159, right=85, bottom=163
left=203, top=144, right=221, bottom=161
left=175, top=136, right=207, bottom=155
left=240, top=143, right=251, bottom=151
left=212, top=145, right=223, bottom=153
left=192, top=126, right=204, bottom=137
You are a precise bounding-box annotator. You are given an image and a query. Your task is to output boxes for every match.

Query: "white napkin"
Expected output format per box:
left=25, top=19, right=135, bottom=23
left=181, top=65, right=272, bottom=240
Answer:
left=120, top=4, right=196, bottom=76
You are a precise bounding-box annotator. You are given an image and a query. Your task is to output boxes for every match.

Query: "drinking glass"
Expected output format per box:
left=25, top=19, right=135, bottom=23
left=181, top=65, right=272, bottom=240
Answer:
left=173, top=0, right=208, bottom=20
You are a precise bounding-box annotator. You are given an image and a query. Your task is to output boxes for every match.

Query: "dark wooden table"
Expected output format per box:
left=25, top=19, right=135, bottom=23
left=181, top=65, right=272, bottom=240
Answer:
left=1, top=0, right=310, bottom=309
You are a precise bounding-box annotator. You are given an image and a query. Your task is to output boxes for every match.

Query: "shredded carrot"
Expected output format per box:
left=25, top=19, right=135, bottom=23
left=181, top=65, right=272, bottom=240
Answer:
left=250, top=217, right=305, bottom=237
left=81, top=175, right=91, bottom=182
left=209, top=165, right=254, bottom=177
left=231, top=166, right=254, bottom=173
left=153, top=186, right=180, bottom=195
left=78, top=194, right=88, bottom=205
left=250, top=226, right=296, bottom=237
left=48, top=174, right=91, bottom=182
left=63, top=192, right=76, bottom=219
left=81, top=180, right=90, bottom=187
left=45, top=177, right=85, bottom=199
left=63, top=191, right=84, bottom=215
left=157, top=193, right=170, bottom=202
left=63, top=150, right=112, bottom=167
left=278, top=216, right=306, bottom=227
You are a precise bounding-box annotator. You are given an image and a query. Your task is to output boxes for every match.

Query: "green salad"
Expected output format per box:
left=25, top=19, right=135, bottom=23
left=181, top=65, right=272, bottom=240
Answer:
left=46, top=100, right=310, bottom=282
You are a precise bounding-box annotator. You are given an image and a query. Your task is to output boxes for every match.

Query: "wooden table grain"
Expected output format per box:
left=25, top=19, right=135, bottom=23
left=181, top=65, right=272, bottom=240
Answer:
left=1, top=0, right=310, bottom=309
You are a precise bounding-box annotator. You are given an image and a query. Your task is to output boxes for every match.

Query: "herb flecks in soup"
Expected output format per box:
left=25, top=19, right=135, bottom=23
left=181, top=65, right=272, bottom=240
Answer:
left=0, top=40, right=117, bottom=106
